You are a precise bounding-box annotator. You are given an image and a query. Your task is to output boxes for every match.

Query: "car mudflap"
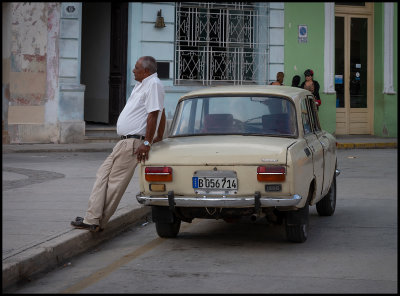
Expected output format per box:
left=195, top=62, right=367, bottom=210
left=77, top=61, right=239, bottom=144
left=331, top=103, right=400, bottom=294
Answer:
left=151, top=205, right=175, bottom=223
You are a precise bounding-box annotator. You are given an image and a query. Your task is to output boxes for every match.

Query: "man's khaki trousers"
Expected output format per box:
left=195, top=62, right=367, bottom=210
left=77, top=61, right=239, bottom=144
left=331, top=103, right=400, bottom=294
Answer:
left=83, top=138, right=142, bottom=228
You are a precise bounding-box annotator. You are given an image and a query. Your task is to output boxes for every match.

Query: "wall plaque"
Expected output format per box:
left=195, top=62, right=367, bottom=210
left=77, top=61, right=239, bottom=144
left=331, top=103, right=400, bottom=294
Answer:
left=61, top=3, right=79, bottom=18
left=298, top=25, right=308, bottom=43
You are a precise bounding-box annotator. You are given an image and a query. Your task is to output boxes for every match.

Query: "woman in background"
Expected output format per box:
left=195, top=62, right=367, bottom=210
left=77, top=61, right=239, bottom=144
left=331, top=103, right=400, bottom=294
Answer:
left=301, top=69, right=321, bottom=108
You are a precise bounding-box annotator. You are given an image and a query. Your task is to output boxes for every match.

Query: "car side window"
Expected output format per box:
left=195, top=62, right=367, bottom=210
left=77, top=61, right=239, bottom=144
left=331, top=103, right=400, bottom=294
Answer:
left=306, top=95, right=321, bottom=132
left=310, top=97, right=321, bottom=131
left=172, top=99, right=197, bottom=135
left=300, top=98, right=312, bottom=134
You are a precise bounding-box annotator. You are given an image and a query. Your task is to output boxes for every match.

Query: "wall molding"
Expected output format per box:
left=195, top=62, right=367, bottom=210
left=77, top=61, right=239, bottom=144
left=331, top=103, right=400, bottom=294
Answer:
left=383, top=2, right=396, bottom=94
left=324, top=2, right=336, bottom=94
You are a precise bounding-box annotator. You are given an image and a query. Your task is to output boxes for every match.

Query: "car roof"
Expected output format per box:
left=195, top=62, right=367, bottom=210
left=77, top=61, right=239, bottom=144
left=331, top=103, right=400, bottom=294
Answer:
left=179, top=85, right=310, bottom=103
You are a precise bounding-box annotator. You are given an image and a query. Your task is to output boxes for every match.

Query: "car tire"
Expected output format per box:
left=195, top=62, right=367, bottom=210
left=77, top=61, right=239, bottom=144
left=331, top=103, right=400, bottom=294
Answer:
left=316, top=174, right=336, bottom=216
left=285, top=202, right=309, bottom=243
left=155, top=216, right=181, bottom=238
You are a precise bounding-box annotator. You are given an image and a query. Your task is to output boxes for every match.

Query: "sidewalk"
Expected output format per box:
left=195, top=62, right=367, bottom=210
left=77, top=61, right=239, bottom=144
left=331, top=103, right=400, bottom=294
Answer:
left=2, top=144, right=149, bottom=290
left=1, top=135, right=397, bottom=290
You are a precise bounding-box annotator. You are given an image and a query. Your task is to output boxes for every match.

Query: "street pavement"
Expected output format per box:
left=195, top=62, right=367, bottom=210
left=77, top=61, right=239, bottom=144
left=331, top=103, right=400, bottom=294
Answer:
left=2, top=135, right=397, bottom=289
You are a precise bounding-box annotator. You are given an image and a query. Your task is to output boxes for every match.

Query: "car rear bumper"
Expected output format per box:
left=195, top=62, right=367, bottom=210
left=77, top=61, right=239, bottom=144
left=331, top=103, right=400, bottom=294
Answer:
left=136, top=192, right=303, bottom=208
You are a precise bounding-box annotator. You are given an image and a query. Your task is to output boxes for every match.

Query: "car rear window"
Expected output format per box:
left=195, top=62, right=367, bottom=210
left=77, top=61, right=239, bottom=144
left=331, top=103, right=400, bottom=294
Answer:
left=170, top=96, right=297, bottom=137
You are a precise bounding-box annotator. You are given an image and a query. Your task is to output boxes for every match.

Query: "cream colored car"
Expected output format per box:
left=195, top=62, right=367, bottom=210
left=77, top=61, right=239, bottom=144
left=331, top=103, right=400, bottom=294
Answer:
left=137, top=85, right=340, bottom=242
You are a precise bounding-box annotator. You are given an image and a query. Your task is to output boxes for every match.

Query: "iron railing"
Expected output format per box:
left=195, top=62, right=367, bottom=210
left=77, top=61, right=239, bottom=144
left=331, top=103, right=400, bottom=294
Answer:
left=175, top=2, right=269, bottom=85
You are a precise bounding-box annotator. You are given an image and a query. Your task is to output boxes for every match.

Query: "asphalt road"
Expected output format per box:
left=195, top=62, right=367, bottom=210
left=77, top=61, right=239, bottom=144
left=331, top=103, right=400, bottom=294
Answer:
left=5, top=149, right=398, bottom=293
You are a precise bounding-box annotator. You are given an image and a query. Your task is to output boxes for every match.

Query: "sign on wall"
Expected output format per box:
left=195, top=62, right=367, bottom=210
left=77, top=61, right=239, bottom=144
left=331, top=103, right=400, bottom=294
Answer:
left=298, top=25, right=308, bottom=43
left=62, top=2, right=79, bottom=18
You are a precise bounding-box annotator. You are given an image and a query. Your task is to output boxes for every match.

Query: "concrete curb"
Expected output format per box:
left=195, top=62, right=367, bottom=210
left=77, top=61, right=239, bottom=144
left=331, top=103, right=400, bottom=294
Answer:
left=4, top=147, right=114, bottom=153
left=2, top=204, right=151, bottom=290
left=2, top=143, right=115, bottom=154
left=337, top=142, right=397, bottom=149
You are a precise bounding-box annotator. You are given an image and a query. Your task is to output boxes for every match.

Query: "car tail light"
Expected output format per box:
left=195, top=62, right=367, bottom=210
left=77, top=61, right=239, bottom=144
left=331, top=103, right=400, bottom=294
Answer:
left=145, top=167, right=173, bottom=182
left=257, top=166, right=286, bottom=182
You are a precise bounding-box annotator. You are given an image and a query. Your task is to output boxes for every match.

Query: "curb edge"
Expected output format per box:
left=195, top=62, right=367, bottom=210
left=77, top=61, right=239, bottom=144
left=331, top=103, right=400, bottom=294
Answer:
left=2, top=205, right=151, bottom=290
left=337, top=143, right=397, bottom=149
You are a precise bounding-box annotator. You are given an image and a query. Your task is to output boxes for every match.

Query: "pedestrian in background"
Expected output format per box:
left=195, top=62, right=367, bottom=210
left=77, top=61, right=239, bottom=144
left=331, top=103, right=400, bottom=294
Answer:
left=301, top=69, right=321, bottom=108
left=291, top=75, right=301, bottom=88
left=270, top=72, right=284, bottom=85
left=71, top=56, right=166, bottom=232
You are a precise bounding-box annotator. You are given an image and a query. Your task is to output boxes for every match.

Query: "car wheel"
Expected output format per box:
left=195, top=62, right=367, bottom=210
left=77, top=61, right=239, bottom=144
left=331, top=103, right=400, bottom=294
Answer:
left=285, top=202, right=309, bottom=243
left=316, top=174, right=336, bottom=216
left=155, top=216, right=181, bottom=238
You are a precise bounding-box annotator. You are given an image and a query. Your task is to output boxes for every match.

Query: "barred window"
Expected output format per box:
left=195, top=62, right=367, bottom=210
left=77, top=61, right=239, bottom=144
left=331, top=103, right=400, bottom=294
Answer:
left=175, top=2, right=269, bottom=86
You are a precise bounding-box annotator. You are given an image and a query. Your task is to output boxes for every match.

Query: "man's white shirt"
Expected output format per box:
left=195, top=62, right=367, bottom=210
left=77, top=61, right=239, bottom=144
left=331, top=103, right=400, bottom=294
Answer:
left=117, top=73, right=165, bottom=136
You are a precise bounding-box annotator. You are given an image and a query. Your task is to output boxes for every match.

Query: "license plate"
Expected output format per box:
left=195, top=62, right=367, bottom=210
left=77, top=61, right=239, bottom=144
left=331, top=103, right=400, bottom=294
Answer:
left=192, top=177, right=237, bottom=190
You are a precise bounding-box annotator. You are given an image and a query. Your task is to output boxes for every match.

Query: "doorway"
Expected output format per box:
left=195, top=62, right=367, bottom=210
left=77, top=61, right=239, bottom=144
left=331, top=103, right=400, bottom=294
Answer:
left=81, top=2, right=128, bottom=125
left=334, top=4, right=373, bottom=134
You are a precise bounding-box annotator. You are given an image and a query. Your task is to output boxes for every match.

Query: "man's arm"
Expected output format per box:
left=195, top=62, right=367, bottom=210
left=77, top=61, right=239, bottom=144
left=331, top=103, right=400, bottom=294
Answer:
left=134, top=110, right=159, bottom=162
left=153, top=109, right=166, bottom=144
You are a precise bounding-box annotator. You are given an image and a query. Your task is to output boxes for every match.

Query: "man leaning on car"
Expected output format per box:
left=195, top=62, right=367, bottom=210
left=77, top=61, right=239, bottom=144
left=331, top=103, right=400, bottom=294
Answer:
left=71, top=56, right=166, bottom=232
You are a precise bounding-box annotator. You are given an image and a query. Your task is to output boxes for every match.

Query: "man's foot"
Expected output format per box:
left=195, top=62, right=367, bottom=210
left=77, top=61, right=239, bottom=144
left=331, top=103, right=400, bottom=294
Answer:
left=71, top=219, right=100, bottom=232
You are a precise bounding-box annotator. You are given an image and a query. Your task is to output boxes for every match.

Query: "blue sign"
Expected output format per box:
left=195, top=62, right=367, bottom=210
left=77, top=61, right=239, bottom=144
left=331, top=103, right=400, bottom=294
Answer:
left=298, top=25, right=308, bottom=43
left=335, top=75, right=343, bottom=84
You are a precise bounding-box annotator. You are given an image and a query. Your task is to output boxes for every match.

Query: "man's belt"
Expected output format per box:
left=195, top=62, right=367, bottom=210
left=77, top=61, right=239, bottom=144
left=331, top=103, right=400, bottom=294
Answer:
left=120, top=134, right=145, bottom=140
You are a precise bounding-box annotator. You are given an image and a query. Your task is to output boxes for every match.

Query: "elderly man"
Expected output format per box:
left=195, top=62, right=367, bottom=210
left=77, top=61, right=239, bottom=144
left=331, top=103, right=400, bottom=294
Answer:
left=71, top=56, right=166, bottom=232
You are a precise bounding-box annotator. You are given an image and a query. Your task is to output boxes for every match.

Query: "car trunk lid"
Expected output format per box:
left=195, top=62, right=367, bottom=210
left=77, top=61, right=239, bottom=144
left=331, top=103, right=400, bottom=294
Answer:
left=146, top=135, right=296, bottom=166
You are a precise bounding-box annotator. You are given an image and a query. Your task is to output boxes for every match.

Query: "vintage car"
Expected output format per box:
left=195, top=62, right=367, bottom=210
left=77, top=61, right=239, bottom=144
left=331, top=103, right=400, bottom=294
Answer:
left=136, top=85, right=340, bottom=243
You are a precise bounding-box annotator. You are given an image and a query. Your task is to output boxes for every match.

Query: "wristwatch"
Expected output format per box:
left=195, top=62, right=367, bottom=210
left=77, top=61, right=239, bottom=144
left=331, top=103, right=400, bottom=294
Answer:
left=143, top=140, right=151, bottom=147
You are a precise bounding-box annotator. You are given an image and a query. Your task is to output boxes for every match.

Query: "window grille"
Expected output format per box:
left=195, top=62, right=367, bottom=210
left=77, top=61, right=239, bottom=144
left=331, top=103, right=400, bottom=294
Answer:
left=175, top=2, right=269, bottom=86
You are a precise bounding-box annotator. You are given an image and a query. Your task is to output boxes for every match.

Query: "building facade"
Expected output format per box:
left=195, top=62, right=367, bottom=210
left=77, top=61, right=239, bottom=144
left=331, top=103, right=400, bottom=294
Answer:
left=2, top=2, right=397, bottom=144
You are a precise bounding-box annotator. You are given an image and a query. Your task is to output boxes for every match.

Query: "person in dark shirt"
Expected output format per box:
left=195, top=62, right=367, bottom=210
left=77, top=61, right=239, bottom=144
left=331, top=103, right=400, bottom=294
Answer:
left=291, top=75, right=301, bottom=87
left=301, top=69, right=321, bottom=108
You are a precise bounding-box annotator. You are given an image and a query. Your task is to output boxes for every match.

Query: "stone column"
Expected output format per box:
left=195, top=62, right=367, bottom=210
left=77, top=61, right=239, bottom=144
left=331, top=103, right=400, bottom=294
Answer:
left=58, top=3, right=86, bottom=143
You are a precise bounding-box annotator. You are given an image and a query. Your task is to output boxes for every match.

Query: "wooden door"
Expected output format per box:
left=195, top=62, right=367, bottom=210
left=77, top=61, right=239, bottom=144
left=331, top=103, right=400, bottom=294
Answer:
left=335, top=4, right=373, bottom=134
left=109, top=2, right=128, bottom=125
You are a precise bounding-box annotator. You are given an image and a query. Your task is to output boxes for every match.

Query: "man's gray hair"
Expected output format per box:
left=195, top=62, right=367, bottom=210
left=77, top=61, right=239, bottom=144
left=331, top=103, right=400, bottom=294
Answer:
left=140, top=56, right=157, bottom=74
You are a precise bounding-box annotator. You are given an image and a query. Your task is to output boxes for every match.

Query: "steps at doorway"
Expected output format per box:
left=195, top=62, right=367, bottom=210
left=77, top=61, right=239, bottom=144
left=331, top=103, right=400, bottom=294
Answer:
left=84, top=123, right=119, bottom=143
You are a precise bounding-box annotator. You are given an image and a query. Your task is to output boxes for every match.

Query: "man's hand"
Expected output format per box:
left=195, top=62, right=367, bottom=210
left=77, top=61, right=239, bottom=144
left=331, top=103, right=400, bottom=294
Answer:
left=134, top=110, right=160, bottom=163
left=134, top=144, right=150, bottom=162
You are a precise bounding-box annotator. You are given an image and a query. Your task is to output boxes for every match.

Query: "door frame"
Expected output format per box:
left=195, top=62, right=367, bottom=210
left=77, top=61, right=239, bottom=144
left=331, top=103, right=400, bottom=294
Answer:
left=335, top=3, right=374, bottom=135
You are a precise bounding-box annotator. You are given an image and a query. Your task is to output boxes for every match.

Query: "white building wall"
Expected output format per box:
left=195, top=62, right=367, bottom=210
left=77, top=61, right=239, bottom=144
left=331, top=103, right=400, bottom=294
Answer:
left=128, top=2, right=177, bottom=119
left=128, top=2, right=285, bottom=120
left=269, top=2, right=285, bottom=84
left=128, top=3, right=175, bottom=89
